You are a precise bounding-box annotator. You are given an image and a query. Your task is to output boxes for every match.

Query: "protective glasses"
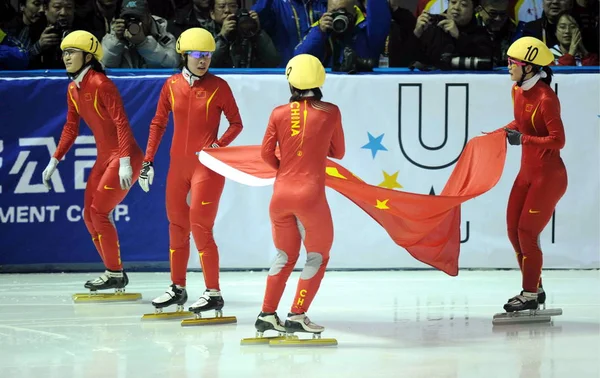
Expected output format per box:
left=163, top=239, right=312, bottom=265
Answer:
left=507, top=57, right=526, bottom=67
left=62, top=48, right=83, bottom=57
left=186, top=51, right=212, bottom=59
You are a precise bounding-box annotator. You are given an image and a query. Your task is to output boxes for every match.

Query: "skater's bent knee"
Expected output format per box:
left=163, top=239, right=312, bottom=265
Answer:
left=299, top=252, right=327, bottom=280
left=268, top=249, right=290, bottom=276
left=517, top=225, right=540, bottom=239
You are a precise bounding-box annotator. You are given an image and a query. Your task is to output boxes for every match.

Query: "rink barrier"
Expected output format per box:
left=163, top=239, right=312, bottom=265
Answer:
left=1, top=69, right=598, bottom=272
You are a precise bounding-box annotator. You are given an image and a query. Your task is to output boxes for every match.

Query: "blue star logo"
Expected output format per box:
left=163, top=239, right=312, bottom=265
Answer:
left=361, top=132, right=388, bottom=159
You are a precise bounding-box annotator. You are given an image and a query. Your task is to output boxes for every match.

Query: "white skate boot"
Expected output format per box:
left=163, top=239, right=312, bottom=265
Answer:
left=181, top=290, right=237, bottom=327
left=268, top=313, right=337, bottom=347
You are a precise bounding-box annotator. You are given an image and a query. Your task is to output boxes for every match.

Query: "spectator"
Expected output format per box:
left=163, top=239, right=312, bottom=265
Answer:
left=388, top=0, right=418, bottom=67
left=77, top=0, right=121, bottom=41
left=168, top=0, right=212, bottom=38
left=0, top=33, right=29, bottom=69
left=571, top=0, right=598, bottom=53
left=294, top=0, right=391, bottom=72
left=4, top=0, right=47, bottom=67
left=550, top=11, right=598, bottom=65
left=252, top=0, right=327, bottom=67
left=30, top=0, right=76, bottom=69
left=519, top=0, right=572, bottom=48
left=101, top=0, right=179, bottom=68
left=207, top=0, right=279, bottom=68
left=0, top=1, right=29, bottom=70
left=475, top=0, right=516, bottom=67
left=411, top=0, right=494, bottom=69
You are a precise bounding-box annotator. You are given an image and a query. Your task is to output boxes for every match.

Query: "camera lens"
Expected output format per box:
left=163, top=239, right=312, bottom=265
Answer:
left=128, top=22, right=141, bottom=35
left=332, top=14, right=349, bottom=33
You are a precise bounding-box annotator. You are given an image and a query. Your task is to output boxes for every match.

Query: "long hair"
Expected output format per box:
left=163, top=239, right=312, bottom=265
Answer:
left=89, top=57, right=105, bottom=75
left=540, top=65, right=553, bottom=86
left=289, top=87, right=323, bottom=102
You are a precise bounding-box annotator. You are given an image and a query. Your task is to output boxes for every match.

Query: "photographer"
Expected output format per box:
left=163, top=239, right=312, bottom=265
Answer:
left=101, top=0, right=179, bottom=68
left=29, top=0, right=75, bottom=69
left=475, top=0, right=516, bottom=68
left=410, top=0, right=494, bottom=70
left=293, top=0, right=391, bottom=72
left=207, top=0, right=279, bottom=68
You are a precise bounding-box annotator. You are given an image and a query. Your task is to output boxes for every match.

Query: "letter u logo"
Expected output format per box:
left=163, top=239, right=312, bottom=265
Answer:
left=397, top=83, right=470, bottom=170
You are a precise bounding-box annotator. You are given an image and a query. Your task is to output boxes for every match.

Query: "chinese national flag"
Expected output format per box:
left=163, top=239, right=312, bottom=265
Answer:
left=199, top=133, right=507, bottom=276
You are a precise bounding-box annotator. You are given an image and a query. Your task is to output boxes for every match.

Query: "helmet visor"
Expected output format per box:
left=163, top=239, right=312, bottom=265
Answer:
left=186, top=51, right=212, bottom=59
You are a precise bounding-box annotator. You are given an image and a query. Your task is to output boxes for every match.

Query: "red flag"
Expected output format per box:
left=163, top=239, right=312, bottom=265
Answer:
left=199, top=133, right=507, bottom=276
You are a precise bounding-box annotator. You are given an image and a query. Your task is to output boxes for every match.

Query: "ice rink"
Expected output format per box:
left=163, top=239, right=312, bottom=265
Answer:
left=0, top=270, right=598, bottom=378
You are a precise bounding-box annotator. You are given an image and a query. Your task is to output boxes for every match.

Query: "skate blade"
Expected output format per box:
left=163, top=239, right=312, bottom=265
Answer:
left=269, top=337, right=337, bottom=347
left=492, top=315, right=552, bottom=325
left=493, top=308, right=563, bottom=319
left=141, top=311, right=194, bottom=320
left=181, top=316, right=237, bottom=327
left=240, top=335, right=298, bottom=345
left=72, top=292, right=142, bottom=303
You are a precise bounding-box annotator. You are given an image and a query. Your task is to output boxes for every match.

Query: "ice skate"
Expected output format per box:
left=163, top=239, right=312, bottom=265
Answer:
left=181, top=290, right=237, bottom=327
left=269, top=313, right=337, bottom=347
left=493, top=290, right=562, bottom=326
left=141, top=284, right=193, bottom=320
left=241, top=312, right=297, bottom=345
left=72, top=270, right=141, bottom=303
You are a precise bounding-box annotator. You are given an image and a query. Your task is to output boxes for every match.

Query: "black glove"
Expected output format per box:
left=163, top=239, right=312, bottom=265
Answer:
left=504, top=128, right=522, bottom=146
left=138, top=161, right=154, bottom=192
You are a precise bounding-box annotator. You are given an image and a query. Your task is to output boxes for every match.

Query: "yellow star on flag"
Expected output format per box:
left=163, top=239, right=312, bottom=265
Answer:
left=325, top=166, right=347, bottom=179
left=378, top=170, right=403, bottom=190
left=375, top=199, right=390, bottom=210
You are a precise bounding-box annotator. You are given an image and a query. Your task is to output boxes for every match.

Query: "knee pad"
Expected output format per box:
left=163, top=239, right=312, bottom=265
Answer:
left=300, top=252, right=326, bottom=280
left=268, top=249, right=289, bottom=276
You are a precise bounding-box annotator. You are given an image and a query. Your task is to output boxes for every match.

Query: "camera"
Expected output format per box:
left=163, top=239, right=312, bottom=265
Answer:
left=334, top=46, right=376, bottom=73
left=234, top=9, right=258, bottom=39
left=49, top=19, right=71, bottom=38
left=330, top=10, right=350, bottom=34
left=440, top=53, right=493, bottom=70
left=123, top=16, right=142, bottom=35
left=428, top=13, right=446, bottom=24
left=450, top=57, right=493, bottom=70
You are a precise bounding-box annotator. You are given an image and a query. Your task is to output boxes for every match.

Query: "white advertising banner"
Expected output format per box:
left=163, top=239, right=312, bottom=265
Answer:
left=184, top=73, right=600, bottom=270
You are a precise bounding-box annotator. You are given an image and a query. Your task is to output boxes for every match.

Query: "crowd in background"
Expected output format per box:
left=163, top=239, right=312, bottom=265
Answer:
left=0, top=0, right=598, bottom=71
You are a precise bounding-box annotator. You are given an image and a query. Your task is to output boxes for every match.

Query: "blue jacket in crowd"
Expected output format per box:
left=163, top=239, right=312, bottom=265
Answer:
left=0, top=29, right=29, bottom=70
left=293, top=0, right=391, bottom=68
left=252, top=0, right=328, bottom=67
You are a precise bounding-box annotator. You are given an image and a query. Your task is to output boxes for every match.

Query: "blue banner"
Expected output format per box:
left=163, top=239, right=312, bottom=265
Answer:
left=0, top=72, right=176, bottom=270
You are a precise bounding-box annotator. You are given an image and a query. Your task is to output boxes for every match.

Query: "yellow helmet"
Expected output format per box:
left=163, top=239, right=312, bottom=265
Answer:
left=285, top=54, right=326, bottom=90
left=60, top=30, right=103, bottom=61
left=507, top=36, right=553, bottom=66
left=176, top=28, right=215, bottom=53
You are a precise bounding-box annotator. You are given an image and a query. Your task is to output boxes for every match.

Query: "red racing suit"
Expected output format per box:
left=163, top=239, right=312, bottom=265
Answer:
left=54, top=68, right=144, bottom=271
left=500, top=80, right=567, bottom=293
left=260, top=98, right=345, bottom=314
left=145, top=70, right=243, bottom=288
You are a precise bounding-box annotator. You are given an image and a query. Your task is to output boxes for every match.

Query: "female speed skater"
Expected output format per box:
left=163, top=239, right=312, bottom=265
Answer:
left=253, top=54, right=345, bottom=337
left=42, top=30, right=144, bottom=292
left=491, top=36, right=568, bottom=313
left=138, top=28, right=243, bottom=315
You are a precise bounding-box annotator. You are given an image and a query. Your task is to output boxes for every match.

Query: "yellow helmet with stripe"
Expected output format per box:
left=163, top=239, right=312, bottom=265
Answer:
left=60, top=30, right=103, bottom=61
left=286, top=54, right=326, bottom=90
left=176, top=28, right=216, bottom=53
left=507, top=37, right=554, bottom=66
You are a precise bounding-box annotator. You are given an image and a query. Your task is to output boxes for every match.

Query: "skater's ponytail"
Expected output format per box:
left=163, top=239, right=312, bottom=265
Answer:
left=290, top=87, right=323, bottom=102
left=89, top=57, right=106, bottom=75
left=539, top=65, right=553, bottom=86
